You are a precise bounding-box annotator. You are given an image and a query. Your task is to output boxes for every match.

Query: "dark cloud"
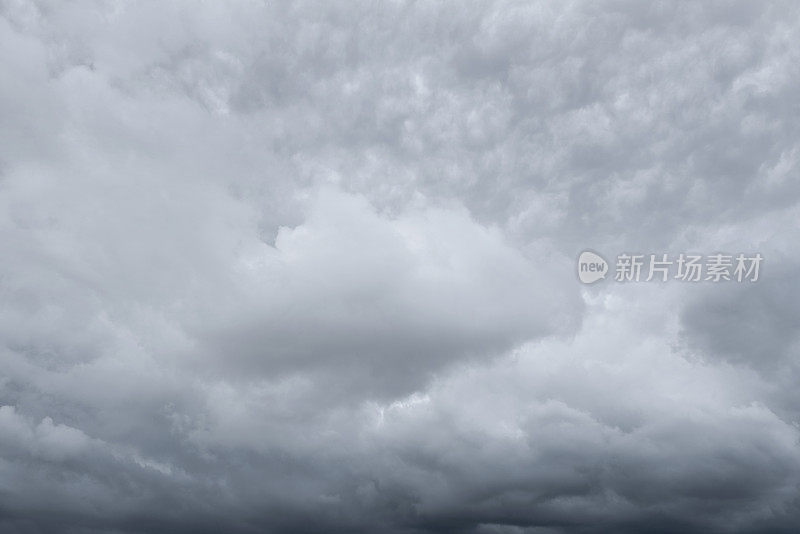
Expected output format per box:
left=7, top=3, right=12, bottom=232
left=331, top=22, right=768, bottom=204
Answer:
left=681, top=262, right=800, bottom=371
left=0, top=1, right=799, bottom=533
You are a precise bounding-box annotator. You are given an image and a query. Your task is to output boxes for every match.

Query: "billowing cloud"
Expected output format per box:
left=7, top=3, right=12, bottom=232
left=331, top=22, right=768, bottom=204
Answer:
left=0, top=1, right=799, bottom=533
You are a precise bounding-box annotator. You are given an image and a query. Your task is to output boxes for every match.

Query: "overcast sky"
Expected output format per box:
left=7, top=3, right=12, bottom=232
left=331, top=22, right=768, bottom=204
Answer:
left=1, top=1, right=799, bottom=533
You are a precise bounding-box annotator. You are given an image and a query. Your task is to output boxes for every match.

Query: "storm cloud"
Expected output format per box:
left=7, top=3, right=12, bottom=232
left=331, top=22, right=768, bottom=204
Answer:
left=1, top=1, right=799, bottom=533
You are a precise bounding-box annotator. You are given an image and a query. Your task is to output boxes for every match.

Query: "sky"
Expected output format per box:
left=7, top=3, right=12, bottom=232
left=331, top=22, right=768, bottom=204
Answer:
left=0, top=1, right=799, bottom=533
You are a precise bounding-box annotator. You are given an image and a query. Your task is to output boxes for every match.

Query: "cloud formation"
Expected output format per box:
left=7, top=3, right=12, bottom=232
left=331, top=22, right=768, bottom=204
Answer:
left=0, top=1, right=799, bottom=533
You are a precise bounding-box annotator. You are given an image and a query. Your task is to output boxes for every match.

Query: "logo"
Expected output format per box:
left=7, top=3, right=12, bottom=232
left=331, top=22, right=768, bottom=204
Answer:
left=576, top=250, right=762, bottom=284
left=577, top=250, right=608, bottom=284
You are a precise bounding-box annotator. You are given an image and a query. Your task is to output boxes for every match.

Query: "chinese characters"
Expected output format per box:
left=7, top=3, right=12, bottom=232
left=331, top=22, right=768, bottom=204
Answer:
left=614, top=253, right=762, bottom=282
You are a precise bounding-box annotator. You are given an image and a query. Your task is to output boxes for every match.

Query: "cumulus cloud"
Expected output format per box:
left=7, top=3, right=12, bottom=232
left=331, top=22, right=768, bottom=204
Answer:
left=0, top=0, right=799, bottom=533
left=186, top=186, right=580, bottom=399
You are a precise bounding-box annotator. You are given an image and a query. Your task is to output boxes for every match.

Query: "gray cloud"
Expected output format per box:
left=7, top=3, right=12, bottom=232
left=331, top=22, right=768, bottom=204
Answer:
left=0, top=0, right=799, bottom=533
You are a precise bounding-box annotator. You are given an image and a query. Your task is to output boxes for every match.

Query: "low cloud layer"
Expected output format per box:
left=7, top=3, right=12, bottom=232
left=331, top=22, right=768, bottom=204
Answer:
left=1, top=1, right=799, bottom=533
